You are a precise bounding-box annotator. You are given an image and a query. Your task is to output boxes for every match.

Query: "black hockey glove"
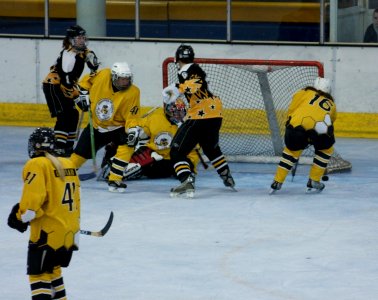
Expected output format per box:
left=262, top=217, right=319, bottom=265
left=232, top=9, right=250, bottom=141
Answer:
left=85, top=50, right=100, bottom=73
left=74, top=90, right=90, bottom=112
left=8, top=203, right=29, bottom=233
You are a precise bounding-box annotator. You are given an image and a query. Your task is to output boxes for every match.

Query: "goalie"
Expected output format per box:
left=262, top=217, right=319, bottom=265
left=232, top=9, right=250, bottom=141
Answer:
left=270, top=77, right=337, bottom=193
left=100, top=98, right=199, bottom=183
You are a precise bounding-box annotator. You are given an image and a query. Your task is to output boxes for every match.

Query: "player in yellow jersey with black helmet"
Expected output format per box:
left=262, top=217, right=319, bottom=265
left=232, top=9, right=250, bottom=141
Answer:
left=69, top=62, right=141, bottom=192
left=163, top=44, right=235, bottom=198
left=270, top=77, right=337, bottom=193
left=7, top=127, right=80, bottom=300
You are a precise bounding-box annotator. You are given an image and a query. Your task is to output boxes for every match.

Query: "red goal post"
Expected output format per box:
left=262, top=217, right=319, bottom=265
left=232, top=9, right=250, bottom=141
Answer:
left=162, top=57, right=351, bottom=173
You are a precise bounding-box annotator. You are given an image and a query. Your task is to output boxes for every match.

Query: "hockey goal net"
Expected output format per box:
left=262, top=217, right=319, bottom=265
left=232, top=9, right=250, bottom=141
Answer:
left=162, top=58, right=351, bottom=173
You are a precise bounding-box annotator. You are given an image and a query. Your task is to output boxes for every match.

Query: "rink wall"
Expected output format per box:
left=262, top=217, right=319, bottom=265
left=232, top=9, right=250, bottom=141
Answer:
left=0, top=37, right=377, bottom=138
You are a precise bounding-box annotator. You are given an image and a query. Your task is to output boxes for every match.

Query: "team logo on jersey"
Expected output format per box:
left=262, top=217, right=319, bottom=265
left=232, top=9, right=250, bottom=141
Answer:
left=96, top=99, right=114, bottom=121
left=154, top=131, right=173, bottom=150
left=181, top=71, right=188, bottom=80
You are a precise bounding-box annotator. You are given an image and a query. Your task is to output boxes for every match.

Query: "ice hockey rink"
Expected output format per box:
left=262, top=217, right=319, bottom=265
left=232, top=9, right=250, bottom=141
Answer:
left=1, top=126, right=378, bottom=300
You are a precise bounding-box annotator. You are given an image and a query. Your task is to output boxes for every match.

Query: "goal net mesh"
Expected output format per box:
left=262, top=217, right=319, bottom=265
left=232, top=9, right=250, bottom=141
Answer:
left=162, top=58, right=351, bottom=173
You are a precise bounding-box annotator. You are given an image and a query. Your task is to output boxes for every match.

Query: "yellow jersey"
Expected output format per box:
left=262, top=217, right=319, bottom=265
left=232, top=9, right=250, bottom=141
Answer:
left=177, top=63, right=223, bottom=120
left=287, top=88, right=337, bottom=130
left=79, top=68, right=141, bottom=131
left=17, top=156, right=80, bottom=251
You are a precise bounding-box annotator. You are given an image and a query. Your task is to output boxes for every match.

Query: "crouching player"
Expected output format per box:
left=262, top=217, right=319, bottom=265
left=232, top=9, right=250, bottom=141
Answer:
left=100, top=99, right=199, bottom=184
left=270, top=77, right=337, bottom=194
left=7, top=127, right=80, bottom=299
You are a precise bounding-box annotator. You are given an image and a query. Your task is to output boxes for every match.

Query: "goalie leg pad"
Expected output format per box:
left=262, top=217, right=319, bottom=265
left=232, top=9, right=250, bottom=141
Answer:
left=123, top=163, right=143, bottom=180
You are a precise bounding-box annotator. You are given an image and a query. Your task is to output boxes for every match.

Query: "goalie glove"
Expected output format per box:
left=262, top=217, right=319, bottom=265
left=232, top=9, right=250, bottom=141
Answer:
left=74, top=89, right=90, bottom=112
left=130, top=146, right=154, bottom=167
left=162, top=83, right=180, bottom=104
left=8, top=203, right=29, bottom=233
left=126, top=126, right=149, bottom=147
left=85, top=50, right=100, bottom=73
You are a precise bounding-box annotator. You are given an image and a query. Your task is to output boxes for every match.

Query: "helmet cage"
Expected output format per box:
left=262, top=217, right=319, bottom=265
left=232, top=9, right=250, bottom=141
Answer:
left=66, top=25, right=88, bottom=51
left=165, top=99, right=187, bottom=125
left=28, top=127, right=56, bottom=158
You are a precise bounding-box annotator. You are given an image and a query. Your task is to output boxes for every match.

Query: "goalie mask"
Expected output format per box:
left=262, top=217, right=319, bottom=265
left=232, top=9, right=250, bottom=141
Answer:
left=165, top=99, right=187, bottom=125
left=28, top=127, right=56, bottom=158
left=175, top=45, right=195, bottom=64
left=66, top=25, right=87, bottom=51
left=111, top=62, right=133, bottom=91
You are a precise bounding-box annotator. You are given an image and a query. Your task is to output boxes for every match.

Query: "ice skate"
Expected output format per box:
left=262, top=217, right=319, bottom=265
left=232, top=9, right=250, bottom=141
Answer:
left=220, top=169, right=236, bottom=191
left=269, top=180, right=282, bottom=194
left=306, top=179, right=325, bottom=193
left=108, top=180, right=127, bottom=193
left=170, top=175, right=195, bottom=198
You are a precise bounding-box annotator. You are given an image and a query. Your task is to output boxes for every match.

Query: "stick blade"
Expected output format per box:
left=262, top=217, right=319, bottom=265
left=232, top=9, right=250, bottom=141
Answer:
left=80, top=211, right=114, bottom=237
left=79, top=172, right=97, bottom=181
left=99, top=211, right=114, bottom=237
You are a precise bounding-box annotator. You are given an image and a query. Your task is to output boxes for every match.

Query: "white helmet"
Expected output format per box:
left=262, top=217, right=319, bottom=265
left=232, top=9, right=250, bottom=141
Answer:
left=313, top=77, right=331, bottom=94
left=111, top=62, right=133, bottom=90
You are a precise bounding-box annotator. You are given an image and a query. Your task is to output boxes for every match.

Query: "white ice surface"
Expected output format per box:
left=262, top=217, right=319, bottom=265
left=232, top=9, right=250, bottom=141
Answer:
left=1, top=126, right=378, bottom=300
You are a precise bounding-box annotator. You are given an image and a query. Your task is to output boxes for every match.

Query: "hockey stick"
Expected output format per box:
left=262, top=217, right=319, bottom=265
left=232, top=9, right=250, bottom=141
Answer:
left=88, top=108, right=97, bottom=173
left=75, top=110, right=84, bottom=141
left=142, top=106, right=159, bottom=118
left=79, top=172, right=97, bottom=181
left=291, top=161, right=298, bottom=181
left=196, top=148, right=209, bottom=169
left=79, top=109, right=97, bottom=181
left=80, top=211, right=114, bottom=237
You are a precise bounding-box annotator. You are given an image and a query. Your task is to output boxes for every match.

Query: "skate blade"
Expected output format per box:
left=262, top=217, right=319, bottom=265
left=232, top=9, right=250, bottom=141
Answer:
left=229, top=186, right=237, bottom=192
left=269, top=189, right=278, bottom=195
left=306, top=188, right=323, bottom=194
left=108, top=187, right=126, bottom=193
left=170, top=190, right=195, bottom=198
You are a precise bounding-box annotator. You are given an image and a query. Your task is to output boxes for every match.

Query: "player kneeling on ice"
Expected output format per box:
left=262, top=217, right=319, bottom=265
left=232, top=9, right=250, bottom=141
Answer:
left=99, top=98, right=199, bottom=185
left=270, top=77, right=337, bottom=194
left=7, top=127, right=81, bottom=299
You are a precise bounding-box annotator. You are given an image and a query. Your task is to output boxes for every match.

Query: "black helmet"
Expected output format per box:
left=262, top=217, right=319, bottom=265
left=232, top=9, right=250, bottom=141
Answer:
left=66, top=25, right=86, bottom=38
left=175, top=45, right=195, bottom=63
left=28, top=127, right=55, bottom=158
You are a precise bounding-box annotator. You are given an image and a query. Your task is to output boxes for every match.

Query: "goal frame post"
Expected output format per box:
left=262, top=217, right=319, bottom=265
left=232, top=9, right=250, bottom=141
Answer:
left=162, top=58, right=325, bottom=161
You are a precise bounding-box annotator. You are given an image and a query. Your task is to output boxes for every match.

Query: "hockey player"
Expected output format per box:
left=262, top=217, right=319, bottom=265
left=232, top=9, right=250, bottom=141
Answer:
left=164, top=44, right=235, bottom=198
left=7, top=127, right=80, bottom=299
left=99, top=98, right=199, bottom=182
left=270, top=77, right=337, bottom=193
left=69, top=62, right=141, bottom=192
left=43, top=25, right=100, bottom=157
